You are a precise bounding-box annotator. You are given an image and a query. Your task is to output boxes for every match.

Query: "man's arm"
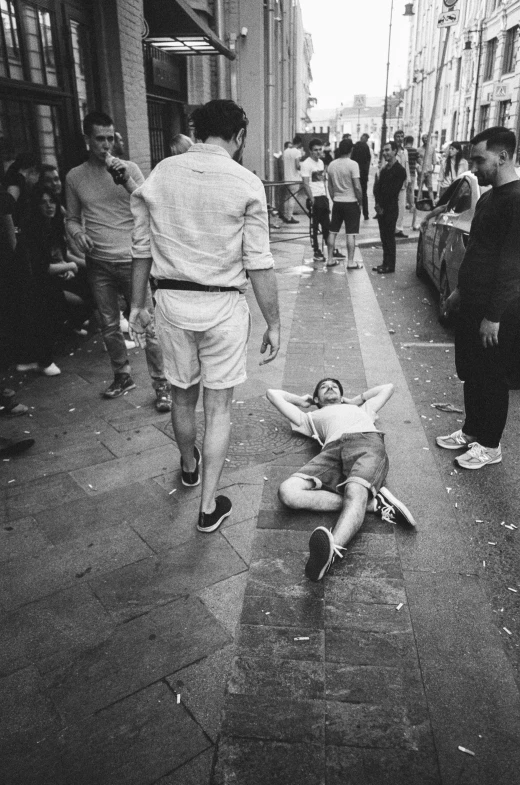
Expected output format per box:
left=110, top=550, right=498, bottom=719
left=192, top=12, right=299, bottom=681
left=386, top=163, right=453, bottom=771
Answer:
left=109, top=160, right=145, bottom=195
left=266, top=388, right=312, bottom=426
left=248, top=268, right=281, bottom=365
left=65, top=175, right=94, bottom=255
left=128, top=255, right=153, bottom=347
left=353, top=176, right=362, bottom=206
left=362, top=383, right=394, bottom=413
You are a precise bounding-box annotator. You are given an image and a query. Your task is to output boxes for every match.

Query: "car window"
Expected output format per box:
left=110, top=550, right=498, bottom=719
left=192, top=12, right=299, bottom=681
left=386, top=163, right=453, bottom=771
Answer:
left=447, top=179, right=472, bottom=214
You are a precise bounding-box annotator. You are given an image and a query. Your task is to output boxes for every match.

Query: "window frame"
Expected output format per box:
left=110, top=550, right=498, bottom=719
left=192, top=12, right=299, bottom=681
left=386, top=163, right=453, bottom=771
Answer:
left=483, top=37, right=497, bottom=82
left=502, top=26, right=518, bottom=75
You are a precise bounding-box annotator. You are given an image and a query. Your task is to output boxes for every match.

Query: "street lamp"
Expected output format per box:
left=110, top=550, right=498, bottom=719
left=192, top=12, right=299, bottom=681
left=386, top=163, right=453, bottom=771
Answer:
left=381, top=2, right=414, bottom=157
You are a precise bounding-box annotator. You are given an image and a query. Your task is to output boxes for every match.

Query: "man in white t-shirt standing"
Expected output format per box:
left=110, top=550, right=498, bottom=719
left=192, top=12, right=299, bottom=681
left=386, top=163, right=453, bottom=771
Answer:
left=301, top=138, right=331, bottom=262
left=282, top=135, right=303, bottom=224
left=326, top=139, right=363, bottom=268
left=130, top=100, right=280, bottom=535
left=267, top=379, right=415, bottom=581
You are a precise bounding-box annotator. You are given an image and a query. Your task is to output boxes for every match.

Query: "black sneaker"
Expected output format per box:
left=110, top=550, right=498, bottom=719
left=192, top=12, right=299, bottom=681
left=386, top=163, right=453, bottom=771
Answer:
left=305, top=526, right=346, bottom=582
left=313, top=249, right=325, bottom=261
left=373, top=487, right=416, bottom=527
left=181, top=445, right=201, bottom=487
left=197, top=495, right=232, bottom=533
left=102, top=373, right=136, bottom=399
left=333, top=249, right=346, bottom=259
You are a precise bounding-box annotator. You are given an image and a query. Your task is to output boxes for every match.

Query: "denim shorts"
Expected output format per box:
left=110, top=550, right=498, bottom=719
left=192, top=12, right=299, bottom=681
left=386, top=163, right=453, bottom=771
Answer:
left=293, top=432, right=388, bottom=497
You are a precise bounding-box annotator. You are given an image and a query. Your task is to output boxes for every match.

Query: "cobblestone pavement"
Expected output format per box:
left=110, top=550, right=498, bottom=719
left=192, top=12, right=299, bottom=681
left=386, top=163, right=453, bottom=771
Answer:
left=1, top=200, right=519, bottom=784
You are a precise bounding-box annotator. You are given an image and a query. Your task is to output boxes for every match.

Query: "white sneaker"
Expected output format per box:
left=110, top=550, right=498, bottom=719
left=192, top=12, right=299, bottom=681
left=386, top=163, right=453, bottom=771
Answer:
left=40, top=363, right=61, bottom=376
left=16, top=363, right=38, bottom=372
left=436, top=429, right=472, bottom=450
left=120, top=314, right=129, bottom=333
left=455, top=442, right=502, bottom=470
left=125, top=339, right=136, bottom=350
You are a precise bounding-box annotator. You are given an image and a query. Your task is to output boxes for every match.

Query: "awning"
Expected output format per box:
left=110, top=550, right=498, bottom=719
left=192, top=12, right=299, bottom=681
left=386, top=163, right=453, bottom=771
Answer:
left=144, top=0, right=235, bottom=60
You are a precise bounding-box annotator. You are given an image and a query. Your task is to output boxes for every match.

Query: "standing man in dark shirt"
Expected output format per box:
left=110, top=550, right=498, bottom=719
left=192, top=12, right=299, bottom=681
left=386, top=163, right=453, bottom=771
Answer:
left=372, top=142, right=406, bottom=274
left=351, top=133, right=372, bottom=220
left=404, top=135, right=418, bottom=209
left=437, top=127, right=520, bottom=469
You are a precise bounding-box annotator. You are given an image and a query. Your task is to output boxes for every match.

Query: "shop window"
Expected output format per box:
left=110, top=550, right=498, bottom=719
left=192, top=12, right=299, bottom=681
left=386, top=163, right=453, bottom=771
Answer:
left=454, top=57, right=462, bottom=92
left=497, top=99, right=511, bottom=126
left=35, top=102, right=60, bottom=164
left=483, top=38, right=497, bottom=82
left=502, top=26, right=518, bottom=75
left=0, top=0, right=24, bottom=80
left=21, top=3, right=58, bottom=86
left=70, top=18, right=94, bottom=123
left=479, top=104, right=490, bottom=132
left=0, top=96, right=32, bottom=167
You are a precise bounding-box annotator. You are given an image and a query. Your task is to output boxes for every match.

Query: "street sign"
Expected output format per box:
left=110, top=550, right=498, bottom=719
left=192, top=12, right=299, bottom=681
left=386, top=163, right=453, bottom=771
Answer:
left=493, top=83, right=512, bottom=100
left=438, top=9, right=459, bottom=26
left=353, top=94, right=366, bottom=109
left=443, top=0, right=458, bottom=7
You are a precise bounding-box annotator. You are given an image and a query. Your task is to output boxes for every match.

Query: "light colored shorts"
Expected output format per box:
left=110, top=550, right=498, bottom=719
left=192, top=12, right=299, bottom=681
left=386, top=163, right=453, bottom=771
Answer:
left=293, top=432, right=388, bottom=498
left=156, top=297, right=251, bottom=390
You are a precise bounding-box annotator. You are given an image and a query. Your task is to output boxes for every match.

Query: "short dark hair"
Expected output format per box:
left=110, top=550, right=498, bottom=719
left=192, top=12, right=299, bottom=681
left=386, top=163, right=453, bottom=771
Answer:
left=470, top=126, right=516, bottom=158
left=190, top=99, right=248, bottom=143
left=312, top=378, right=344, bottom=403
left=394, top=129, right=404, bottom=137
left=309, top=138, right=323, bottom=150
left=338, top=139, right=353, bottom=156
left=293, top=134, right=303, bottom=146
left=404, top=135, right=414, bottom=145
left=384, top=140, right=398, bottom=152
left=361, top=133, right=369, bottom=141
left=10, top=152, right=40, bottom=172
left=39, top=163, right=58, bottom=176
left=83, top=111, right=114, bottom=136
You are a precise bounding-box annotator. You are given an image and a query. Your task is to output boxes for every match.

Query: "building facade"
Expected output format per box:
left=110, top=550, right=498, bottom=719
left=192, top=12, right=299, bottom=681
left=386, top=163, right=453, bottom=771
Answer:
left=0, top=0, right=312, bottom=179
left=402, top=0, right=520, bottom=157
left=308, top=94, right=403, bottom=153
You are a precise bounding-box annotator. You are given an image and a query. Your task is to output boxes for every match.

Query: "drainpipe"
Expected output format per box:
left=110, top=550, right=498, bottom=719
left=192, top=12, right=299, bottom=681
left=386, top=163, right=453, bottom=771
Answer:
left=265, top=0, right=275, bottom=181
left=214, top=0, right=227, bottom=98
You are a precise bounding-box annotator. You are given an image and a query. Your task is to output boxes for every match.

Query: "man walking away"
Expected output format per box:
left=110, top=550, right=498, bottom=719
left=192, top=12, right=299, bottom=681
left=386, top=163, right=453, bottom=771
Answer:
left=393, top=130, right=410, bottom=237
left=66, top=111, right=171, bottom=410
left=282, top=135, right=303, bottom=224
left=372, top=142, right=406, bottom=275
left=326, top=139, right=363, bottom=269
left=437, top=126, right=520, bottom=469
left=130, top=99, right=280, bottom=532
left=404, top=135, right=418, bottom=209
left=351, top=133, right=372, bottom=220
left=301, top=138, right=332, bottom=262
left=416, top=134, right=437, bottom=203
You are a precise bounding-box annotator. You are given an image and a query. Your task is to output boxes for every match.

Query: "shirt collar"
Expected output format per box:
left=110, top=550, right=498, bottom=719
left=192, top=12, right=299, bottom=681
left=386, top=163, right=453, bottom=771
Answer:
left=187, top=143, right=231, bottom=158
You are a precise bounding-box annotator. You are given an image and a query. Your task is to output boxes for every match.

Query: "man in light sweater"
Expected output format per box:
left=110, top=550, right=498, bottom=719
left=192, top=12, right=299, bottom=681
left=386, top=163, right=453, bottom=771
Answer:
left=66, top=111, right=170, bottom=408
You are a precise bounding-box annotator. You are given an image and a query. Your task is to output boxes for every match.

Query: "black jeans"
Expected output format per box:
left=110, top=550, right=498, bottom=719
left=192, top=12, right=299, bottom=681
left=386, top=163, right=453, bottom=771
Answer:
left=455, top=302, right=520, bottom=448
left=360, top=174, right=369, bottom=219
left=311, top=195, right=330, bottom=252
left=376, top=206, right=398, bottom=270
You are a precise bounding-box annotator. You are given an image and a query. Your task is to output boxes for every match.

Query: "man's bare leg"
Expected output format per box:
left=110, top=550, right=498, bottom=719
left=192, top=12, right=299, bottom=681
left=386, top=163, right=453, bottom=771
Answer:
left=331, top=482, right=369, bottom=547
left=200, top=387, right=234, bottom=513
left=279, top=476, right=376, bottom=526
left=171, top=382, right=200, bottom=473
left=326, top=231, right=338, bottom=265
left=346, top=234, right=360, bottom=268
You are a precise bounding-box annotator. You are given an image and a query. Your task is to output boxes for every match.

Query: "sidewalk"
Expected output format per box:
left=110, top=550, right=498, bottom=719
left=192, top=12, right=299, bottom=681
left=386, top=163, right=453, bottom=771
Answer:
left=1, top=223, right=519, bottom=784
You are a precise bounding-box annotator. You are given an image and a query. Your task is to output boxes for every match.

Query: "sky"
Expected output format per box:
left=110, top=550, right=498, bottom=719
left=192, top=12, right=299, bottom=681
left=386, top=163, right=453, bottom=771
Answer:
left=299, top=0, right=411, bottom=109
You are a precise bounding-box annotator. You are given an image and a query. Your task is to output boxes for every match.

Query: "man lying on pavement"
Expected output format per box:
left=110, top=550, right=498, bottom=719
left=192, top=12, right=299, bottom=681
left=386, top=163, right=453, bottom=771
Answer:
left=266, top=379, right=416, bottom=582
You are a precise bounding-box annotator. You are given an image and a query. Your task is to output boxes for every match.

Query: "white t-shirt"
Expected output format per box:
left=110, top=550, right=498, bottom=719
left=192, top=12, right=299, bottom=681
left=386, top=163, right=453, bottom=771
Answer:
left=291, top=402, right=379, bottom=446
left=327, top=158, right=360, bottom=203
left=283, top=147, right=302, bottom=181
left=300, top=157, right=326, bottom=198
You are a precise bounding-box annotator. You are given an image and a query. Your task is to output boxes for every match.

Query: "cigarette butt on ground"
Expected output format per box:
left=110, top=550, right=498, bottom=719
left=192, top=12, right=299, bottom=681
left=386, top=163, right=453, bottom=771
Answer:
left=294, top=636, right=310, bottom=641
left=396, top=603, right=404, bottom=611
left=457, top=746, right=475, bottom=756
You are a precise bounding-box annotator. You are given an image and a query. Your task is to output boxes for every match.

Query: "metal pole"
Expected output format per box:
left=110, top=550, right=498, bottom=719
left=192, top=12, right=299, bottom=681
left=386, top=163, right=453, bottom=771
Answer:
left=418, top=73, right=425, bottom=145
left=265, top=0, right=275, bottom=181
left=413, top=26, right=451, bottom=228
left=470, top=25, right=483, bottom=139
left=380, top=0, right=394, bottom=158
left=214, top=0, right=226, bottom=98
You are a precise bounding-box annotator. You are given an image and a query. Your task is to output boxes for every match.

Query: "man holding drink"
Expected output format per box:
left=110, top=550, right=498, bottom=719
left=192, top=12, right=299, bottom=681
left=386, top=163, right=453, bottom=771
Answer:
left=66, top=112, right=170, bottom=408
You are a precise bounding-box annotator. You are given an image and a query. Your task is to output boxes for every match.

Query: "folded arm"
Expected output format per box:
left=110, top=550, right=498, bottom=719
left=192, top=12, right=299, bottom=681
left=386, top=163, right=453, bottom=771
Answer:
left=266, top=389, right=312, bottom=427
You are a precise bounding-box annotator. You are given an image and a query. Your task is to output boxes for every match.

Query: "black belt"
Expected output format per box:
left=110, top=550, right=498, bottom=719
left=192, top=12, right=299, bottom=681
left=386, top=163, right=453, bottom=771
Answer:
left=154, top=279, right=239, bottom=293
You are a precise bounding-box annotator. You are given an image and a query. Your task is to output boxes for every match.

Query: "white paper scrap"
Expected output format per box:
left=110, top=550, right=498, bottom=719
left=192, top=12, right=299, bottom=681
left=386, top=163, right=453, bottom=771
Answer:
left=457, top=746, right=475, bottom=757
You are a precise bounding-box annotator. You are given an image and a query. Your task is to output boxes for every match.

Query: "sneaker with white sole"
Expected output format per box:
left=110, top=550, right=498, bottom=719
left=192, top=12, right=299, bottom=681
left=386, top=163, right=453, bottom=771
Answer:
left=373, top=487, right=416, bottom=527
left=436, top=429, right=473, bottom=450
left=197, top=495, right=232, bottom=533
left=455, top=442, right=502, bottom=470
left=305, top=526, right=346, bottom=582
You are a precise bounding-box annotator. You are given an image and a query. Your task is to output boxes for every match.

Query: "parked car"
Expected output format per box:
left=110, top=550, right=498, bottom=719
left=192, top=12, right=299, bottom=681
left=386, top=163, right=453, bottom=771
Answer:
left=415, top=172, right=489, bottom=324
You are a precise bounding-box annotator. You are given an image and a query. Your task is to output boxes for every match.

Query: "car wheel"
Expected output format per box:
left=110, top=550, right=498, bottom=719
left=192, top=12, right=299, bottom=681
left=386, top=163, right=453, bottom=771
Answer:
left=416, top=236, right=427, bottom=279
left=438, top=267, right=453, bottom=326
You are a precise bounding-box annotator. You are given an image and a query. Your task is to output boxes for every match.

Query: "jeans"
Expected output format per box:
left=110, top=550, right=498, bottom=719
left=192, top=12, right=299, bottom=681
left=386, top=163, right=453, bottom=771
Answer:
left=86, top=257, right=166, bottom=387
left=377, top=206, right=398, bottom=270
left=311, top=195, right=330, bottom=251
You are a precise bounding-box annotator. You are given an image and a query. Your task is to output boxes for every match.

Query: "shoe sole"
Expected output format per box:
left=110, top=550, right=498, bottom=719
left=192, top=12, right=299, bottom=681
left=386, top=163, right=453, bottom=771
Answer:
left=454, top=455, right=502, bottom=469
left=435, top=438, right=469, bottom=450
left=378, top=487, right=416, bottom=527
left=103, top=383, right=136, bottom=399
left=197, top=507, right=231, bottom=533
left=305, top=527, right=334, bottom=582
